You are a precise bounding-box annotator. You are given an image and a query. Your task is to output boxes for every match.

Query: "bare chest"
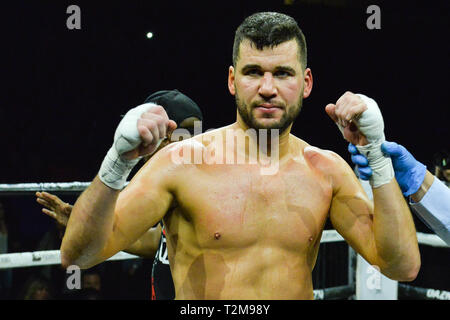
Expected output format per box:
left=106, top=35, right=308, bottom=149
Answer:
left=174, top=162, right=332, bottom=251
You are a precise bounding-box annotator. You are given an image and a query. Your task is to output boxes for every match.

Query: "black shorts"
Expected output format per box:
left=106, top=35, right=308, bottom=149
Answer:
left=151, top=225, right=175, bottom=300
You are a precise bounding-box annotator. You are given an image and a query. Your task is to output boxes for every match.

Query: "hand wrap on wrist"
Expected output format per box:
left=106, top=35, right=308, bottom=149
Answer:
left=99, top=147, right=141, bottom=190
left=98, top=103, right=162, bottom=190
left=356, top=141, right=394, bottom=188
left=354, top=94, right=394, bottom=188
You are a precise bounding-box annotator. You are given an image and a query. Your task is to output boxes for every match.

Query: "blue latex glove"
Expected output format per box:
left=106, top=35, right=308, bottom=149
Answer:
left=348, top=143, right=373, bottom=181
left=380, top=141, right=427, bottom=196
left=349, top=141, right=427, bottom=196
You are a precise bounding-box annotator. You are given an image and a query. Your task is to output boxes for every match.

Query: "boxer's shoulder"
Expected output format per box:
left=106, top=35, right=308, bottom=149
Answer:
left=300, top=145, right=356, bottom=194
left=134, top=142, right=190, bottom=189
left=300, top=143, right=347, bottom=173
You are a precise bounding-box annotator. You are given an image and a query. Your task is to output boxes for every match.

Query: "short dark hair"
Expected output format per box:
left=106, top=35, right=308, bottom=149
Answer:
left=232, top=12, right=307, bottom=69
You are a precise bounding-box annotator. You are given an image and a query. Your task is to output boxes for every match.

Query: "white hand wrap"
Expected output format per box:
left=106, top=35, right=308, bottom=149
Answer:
left=354, top=94, right=394, bottom=188
left=99, top=103, right=164, bottom=190
left=99, top=147, right=141, bottom=190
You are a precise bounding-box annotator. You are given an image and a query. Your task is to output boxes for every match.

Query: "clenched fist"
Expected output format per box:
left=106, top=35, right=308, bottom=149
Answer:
left=99, top=103, right=177, bottom=190
left=115, top=103, right=178, bottom=160
left=325, top=91, right=384, bottom=146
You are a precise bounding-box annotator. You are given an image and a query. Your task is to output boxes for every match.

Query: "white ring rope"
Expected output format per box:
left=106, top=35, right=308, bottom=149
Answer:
left=0, top=181, right=128, bottom=194
left=320, top=229, right=344, bottom=243
left=0, top=182, right=94, bottom=193
left=0, top=250, right=139, bottom=269
left=416, top=232, right=449, bottom=248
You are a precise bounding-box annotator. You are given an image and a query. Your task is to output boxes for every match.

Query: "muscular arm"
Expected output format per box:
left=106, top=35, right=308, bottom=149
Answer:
left=123, top=225, right=162, bottom=258
left=324, top=92, right=420, bottom=281
left=328, top=154, right=420, bottom=281
left=61, top=148, right=175, bottom=269
left=37, top=191, right=162, bottom=258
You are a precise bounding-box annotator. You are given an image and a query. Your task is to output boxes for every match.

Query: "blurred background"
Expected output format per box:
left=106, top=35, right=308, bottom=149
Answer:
left=0, top=0, right=448, bottom=299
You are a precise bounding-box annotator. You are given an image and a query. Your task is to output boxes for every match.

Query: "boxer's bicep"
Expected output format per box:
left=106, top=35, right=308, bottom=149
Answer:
left=121, top=225, right=162, bottom=258
left=99, top=149, right=175, bottom=260
left=329, top=161, right=380, bottom=266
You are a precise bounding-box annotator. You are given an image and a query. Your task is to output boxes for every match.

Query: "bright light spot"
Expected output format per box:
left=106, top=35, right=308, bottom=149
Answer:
left=146, top=32, right=153, bottom=39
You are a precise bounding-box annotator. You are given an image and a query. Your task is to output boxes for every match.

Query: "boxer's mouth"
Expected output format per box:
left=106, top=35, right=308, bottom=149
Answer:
left=256, top=103, right=283, bottom=109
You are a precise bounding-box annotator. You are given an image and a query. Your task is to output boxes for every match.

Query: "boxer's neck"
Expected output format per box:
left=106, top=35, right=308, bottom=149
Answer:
left=232, top=113, right=292, bottom=160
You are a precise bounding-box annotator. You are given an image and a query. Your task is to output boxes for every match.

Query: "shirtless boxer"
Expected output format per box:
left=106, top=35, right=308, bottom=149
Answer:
left=61, top=12, right=420, bottom=300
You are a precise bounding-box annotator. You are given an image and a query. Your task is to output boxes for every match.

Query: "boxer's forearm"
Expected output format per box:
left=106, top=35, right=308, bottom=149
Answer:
left=60, top=175, right=119, bottom=269
left=371, top=180, right=421, bottom=281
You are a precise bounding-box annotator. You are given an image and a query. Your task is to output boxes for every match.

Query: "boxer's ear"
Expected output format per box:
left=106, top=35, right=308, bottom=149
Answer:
left=303, top=68, right=313, bottom=98
left=228, top=66, right=236, bottom=96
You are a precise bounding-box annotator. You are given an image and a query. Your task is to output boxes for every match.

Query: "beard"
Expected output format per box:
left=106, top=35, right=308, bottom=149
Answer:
left=235, top=90, right=304, bottom=134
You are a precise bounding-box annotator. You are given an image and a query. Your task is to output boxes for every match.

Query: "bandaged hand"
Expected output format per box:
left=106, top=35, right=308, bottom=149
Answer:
left=99, top=103, right=177, bottom=190
left=349, top=141, right=427, bottom=196
left=326, top=92, right=394, bottom=188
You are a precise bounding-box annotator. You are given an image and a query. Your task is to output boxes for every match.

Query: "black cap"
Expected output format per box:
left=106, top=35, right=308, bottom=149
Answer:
left=144, top=89, right=203, bottom=126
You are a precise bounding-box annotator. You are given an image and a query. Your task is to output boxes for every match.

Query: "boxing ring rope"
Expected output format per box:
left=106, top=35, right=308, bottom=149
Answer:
left=397, top=283, right=450, bottom=300
left=0, top=250, right=139, bottom=269
left=0, top=182, right=448, bottom=300
left=0, top=182, right=113, bottom=195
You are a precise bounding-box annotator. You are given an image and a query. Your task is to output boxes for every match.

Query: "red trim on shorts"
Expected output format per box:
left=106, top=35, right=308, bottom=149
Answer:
left=151, top=277, right=156, bottom=300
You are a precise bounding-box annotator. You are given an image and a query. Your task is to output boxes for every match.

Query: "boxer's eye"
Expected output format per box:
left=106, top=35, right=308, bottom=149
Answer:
left=273, top=67, right=295, bottom=78
left=245, top=68, right=263, bottom=76
left=274, top=70, right=291, bottom=77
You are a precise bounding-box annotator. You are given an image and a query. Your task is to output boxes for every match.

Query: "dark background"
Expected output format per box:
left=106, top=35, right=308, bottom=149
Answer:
left=0, top=0, right=448, bottom=299
left=2, top=0, right=449, bottom=183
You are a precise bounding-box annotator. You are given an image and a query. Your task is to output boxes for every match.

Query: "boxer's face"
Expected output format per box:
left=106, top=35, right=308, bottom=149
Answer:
left=229, top=39, right=312, bottom=132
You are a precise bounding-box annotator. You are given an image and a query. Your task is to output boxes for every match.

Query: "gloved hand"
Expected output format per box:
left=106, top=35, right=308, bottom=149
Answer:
left=380, top=141, right=427, bottom=196
left=349, top=141, right=427, bottom=196
left=348, top=143, right=373, bottom=181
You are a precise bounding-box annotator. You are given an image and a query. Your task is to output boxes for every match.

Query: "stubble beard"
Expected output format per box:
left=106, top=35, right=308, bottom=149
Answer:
left=235, top=90, right=304, bottom=135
